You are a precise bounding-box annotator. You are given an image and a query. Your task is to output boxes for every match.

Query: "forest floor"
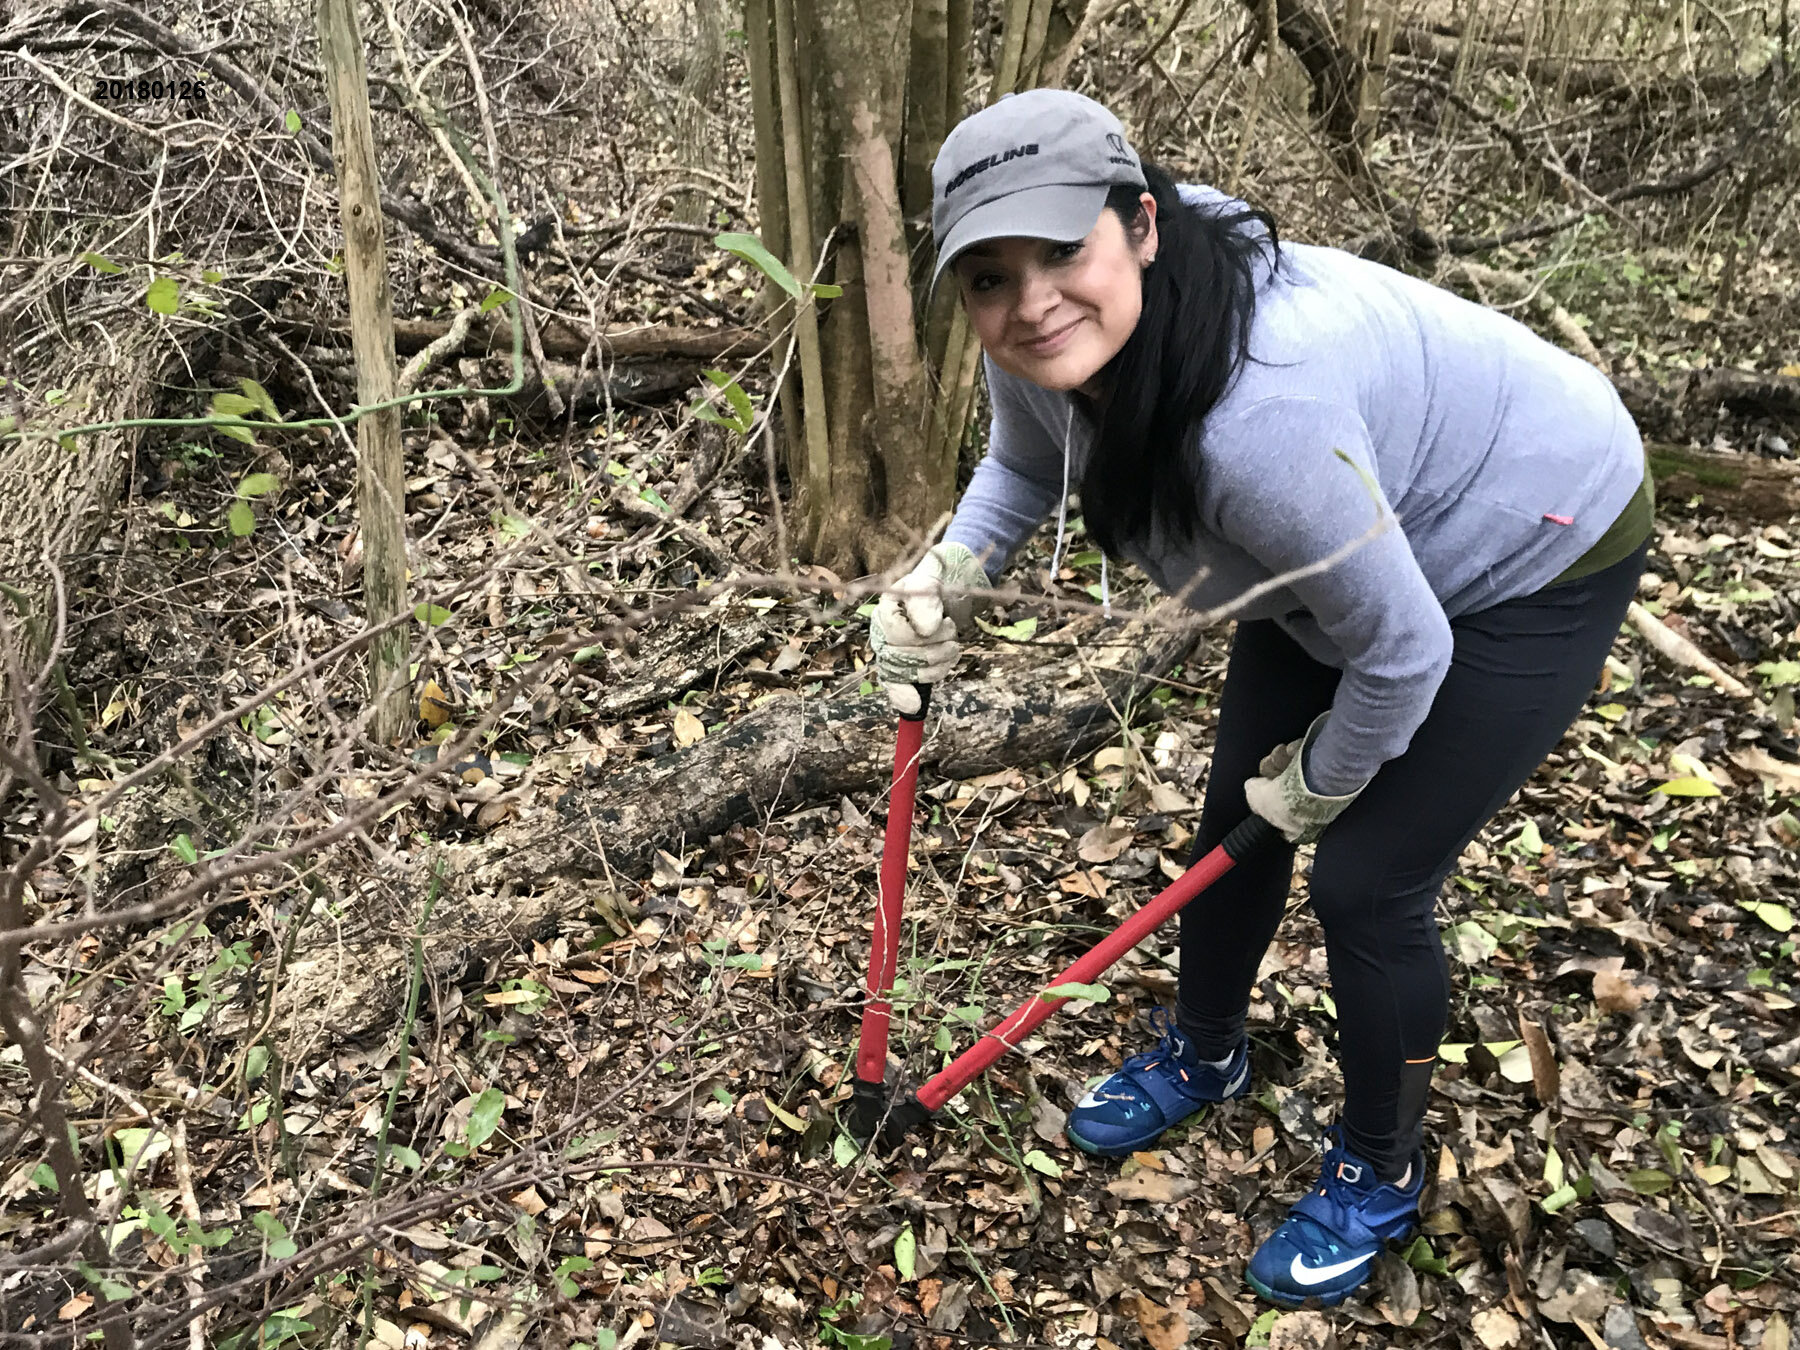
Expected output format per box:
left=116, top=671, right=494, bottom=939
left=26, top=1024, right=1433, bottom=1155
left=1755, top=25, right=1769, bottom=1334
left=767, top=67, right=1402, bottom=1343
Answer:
left=3, top=378, right=1798, bottom=1349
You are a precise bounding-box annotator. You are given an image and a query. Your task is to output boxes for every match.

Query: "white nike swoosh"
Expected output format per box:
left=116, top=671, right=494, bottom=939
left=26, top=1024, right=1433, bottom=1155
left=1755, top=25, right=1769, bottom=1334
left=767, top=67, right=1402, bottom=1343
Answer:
left=1288, top=1250, right=1375, bottom=1287
left=1076, top=1087, right=1104, bottom=1109
left=1223, top=1061, right=1248, bottom=1095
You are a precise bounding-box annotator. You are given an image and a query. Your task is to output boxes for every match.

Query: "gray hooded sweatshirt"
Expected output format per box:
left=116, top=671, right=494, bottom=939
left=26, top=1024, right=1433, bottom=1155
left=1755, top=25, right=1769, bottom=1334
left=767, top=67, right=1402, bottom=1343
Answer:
left=942, top=186, right=1646, bottom=796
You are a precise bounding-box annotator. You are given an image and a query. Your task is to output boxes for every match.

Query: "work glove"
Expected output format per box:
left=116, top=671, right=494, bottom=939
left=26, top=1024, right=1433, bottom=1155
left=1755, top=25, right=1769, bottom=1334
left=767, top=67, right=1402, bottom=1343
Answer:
left=1243, top=713, right=1367, bottom=845
left=869, top=542, right=991, bottom=716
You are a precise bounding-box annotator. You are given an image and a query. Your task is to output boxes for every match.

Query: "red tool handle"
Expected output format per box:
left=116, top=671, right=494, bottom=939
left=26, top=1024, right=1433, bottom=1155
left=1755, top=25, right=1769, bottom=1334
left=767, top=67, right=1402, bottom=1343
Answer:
left=913, top=813, right=1279, bottom=1112
left=854, top=688, right=931, bottom=1090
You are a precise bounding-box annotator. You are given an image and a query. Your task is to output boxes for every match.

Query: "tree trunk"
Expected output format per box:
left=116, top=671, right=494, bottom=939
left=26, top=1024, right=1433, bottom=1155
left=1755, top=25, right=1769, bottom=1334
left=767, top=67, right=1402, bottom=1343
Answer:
left=751, top=0, right=1063, bottom=577
left=0, top=325, right=163, bottom=767
left=275, top=611, right=1205, bottom=1043
left=318, top=0, right=411, bottom=745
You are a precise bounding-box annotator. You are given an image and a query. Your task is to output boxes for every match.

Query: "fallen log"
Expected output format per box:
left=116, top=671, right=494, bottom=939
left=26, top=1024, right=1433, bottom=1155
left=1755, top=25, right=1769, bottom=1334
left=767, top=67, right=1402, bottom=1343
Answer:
left=269, top=316, right=763, bottom=363
left=274, top=611, right=1205, bottom=1045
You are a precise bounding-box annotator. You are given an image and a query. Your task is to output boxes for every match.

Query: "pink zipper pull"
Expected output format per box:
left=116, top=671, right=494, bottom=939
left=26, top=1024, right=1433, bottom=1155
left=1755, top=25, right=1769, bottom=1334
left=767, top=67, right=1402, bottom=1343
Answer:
left=1543, top=512, right=1574, bottom=526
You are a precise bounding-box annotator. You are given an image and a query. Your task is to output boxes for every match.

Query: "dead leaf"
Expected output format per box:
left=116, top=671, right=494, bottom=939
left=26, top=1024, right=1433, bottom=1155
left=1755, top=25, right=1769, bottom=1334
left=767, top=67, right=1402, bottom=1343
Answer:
left=1059, top=868, right=1110, bottom=899
left=58, top=1293, right=93, bottom=1321
left=1201, top=1278, right=1252, bottom=1338
left=1519, top=1017, right=1560, bottom=1103
left=673, top=708, right=706, bottom=747
left=1732, top=746, right=1800, bottom=792
left=1535, top=1270, right=1613, bottom=1324
left=1268, top=1310, right=1336, bottom=1350
left=1078, top=821, right=1135, bottom=863
left=1122, top=1292, right=1190, bottom=1350
left=1106, top=1171, right=1197, bottom=1203
left=418, top=679, right=456, bottom=728
left=1471, top=1307, right=1522, bottom=1349
left=1593, top=969, right=1650, bottom=1013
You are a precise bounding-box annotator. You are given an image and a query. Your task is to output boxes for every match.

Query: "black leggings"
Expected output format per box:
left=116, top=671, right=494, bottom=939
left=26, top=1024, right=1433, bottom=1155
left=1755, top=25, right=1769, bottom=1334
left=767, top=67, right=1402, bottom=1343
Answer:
left=1176, top=542, right=1647, bottom=1179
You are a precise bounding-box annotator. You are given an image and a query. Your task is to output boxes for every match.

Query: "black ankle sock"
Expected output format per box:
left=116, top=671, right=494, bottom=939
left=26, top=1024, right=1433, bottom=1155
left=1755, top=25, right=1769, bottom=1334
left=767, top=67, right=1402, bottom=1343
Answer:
left=1174, top=1003, right=1245, bottom=1064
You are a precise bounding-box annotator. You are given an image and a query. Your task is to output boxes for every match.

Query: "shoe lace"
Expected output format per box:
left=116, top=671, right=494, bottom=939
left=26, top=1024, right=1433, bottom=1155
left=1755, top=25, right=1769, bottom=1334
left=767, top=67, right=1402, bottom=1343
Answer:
left=1118, top=1007, right=1186, bottom=1075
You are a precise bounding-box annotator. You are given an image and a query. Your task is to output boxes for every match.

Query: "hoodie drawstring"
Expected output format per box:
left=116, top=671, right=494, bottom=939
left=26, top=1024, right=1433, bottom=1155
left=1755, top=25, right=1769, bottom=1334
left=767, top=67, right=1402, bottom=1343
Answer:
left=1050, top=400, right=1111, bottom=618
left=1050, top=402, right=1073, bottom=578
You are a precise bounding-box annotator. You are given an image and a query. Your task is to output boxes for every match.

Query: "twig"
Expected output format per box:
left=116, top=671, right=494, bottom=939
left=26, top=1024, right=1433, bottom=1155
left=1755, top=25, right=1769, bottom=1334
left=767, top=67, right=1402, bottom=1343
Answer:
left=1627, top=601, right=1755, bottom=699
left=355, top=860, right=444, bottom=1350
left=395, top=303, right=481, bottom=397
left=171, top=1120, right=207, bottom=1350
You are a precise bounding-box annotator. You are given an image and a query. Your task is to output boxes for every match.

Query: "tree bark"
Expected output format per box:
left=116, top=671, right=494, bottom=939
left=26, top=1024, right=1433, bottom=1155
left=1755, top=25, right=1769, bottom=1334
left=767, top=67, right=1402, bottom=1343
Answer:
left=0, top=325, right=162, bottom=766
left=275, top=611, right=1205, bottom=1043
left=318, top=0, right=411, bottom=745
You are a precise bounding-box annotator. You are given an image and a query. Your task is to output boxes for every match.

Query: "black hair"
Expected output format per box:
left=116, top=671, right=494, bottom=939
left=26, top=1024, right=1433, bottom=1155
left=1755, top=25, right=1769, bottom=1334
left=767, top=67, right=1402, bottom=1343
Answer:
left=1076, top=161, right=1281, bottom=558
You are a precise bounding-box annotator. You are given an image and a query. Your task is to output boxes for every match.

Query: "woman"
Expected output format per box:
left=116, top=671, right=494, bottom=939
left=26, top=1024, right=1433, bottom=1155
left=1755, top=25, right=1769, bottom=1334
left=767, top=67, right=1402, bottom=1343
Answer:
left=868, top=89, right=1651, bottom=1309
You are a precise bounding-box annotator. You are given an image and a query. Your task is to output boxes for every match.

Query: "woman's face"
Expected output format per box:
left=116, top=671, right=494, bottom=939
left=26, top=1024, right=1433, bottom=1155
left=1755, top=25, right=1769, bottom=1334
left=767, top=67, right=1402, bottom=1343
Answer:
left=952, top=194, right=1158, bottom=396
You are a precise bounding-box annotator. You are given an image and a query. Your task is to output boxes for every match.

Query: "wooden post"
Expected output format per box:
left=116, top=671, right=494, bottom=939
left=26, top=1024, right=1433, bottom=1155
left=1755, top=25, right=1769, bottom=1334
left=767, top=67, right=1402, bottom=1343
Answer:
left=318, top=0, right=410, bottom=744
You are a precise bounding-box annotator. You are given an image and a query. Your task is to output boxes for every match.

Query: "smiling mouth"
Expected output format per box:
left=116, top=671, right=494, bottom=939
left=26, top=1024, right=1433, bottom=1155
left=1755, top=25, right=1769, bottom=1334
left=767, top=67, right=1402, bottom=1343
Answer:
left=1022, top=322, right=1079, bottom=352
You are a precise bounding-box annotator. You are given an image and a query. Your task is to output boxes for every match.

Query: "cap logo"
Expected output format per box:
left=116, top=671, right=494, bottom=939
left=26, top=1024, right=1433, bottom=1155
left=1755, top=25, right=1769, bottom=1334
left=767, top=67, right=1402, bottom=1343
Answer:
left=943, top=143, right=1039, bottom=197
left=1106, top=133, right=1125, bottom=152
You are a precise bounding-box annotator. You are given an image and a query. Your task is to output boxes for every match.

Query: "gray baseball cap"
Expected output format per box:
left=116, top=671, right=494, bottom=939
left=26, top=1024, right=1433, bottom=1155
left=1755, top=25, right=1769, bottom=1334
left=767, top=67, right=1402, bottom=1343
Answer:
left=931, top=89, right=1147, bottom=290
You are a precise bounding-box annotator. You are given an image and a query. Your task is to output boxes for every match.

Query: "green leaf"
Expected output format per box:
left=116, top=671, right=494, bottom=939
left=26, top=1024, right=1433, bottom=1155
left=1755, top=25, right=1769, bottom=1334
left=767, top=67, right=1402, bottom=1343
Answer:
left=169, top=833, right=198, bottom=864
left=832, top=1132, right=859, bottom=1167
left=1653, top=775, right=1722, bottom=797
left=31, top=1161, right=59, bottom=1191
left=1739, top=899, right=1795, bottom=932
left=227, top=501, right=255, bottom=537
left=1754, top=660, right=1800, bottom=687
left=244, top=1045, right=269, bottom=1083
left=238, top=378, right=280, bottom=421
left=809, top=282, right=844, bottom=298
left=1506, top=818, right=1545, bottom=856
left=466, top=1088, right=505, bottom=1148
left=253, top=1212, right=297, bottom=1260
left=210, top=392, right=259, bottom=419
left=704, top=369, right=756, bottom=427
left=76, top=1261, right=134, bottom=1303
left=81, top=251, right=124, bottom=274
left=387, top=1144, right=422, bottom=1172
left=1400, top=1234, right=1449, bottom=1275
left=893, top=1225, right=916, bottom=1281
left=1246, top=1309, right=1280, bottom=1347
left=414, top=603, right=453, bottom=627
left=284, top=109, right=301, bottom=134
left=480, top=288, right=514, bottom=313
left=1042, top=981, right=1109, bottom=1003
left=146, top=276, right=180, bottom=315
left=1066, top=549, right=1105, bottom=568
left=1021, top=1149, right=1064, bottom=1177
left=638, top=486, right=670, bottom=511
left=713, top=232, right=800, bottom=298
left=692, top=403, right=740, bottom=430
left=202, top=268, right=225, bottom=284
left=237, top=472, right=281, bottom=499
left=1446, top=920, right=1499, bottom=965
left=1627, top=1167, right=1674, bottom=1194
left=216, top=422, right=256, bottom=445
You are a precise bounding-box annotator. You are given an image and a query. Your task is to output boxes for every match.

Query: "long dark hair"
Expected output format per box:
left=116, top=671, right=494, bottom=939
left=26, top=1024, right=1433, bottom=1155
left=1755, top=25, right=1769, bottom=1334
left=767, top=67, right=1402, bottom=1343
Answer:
left=1077, top=162, right=1281, bottom=557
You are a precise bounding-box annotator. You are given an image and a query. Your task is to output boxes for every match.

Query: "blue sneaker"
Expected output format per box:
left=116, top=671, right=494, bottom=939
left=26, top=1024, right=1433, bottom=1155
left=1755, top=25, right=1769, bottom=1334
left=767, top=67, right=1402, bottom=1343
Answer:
left=1065, top=1008, right=1250, bottom=1157
left=1245, top=1126, right=1424, bottom=1308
